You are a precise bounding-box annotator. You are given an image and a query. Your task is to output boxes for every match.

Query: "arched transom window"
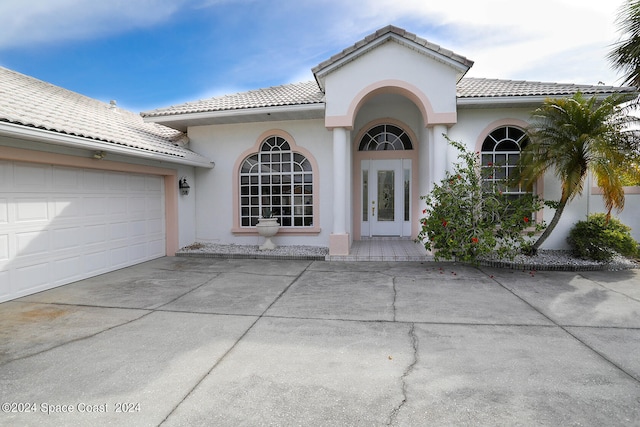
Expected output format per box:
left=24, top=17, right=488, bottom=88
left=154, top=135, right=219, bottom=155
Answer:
left=359, top=124, right=413, bottom=151
left=481, top=126, right=530, bottom=195
left=240, top=136, right=313, bottom=227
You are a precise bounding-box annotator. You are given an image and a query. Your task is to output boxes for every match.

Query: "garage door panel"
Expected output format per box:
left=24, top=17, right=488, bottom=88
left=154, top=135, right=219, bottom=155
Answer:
left=14, top=163, right=49, bottom=189
left=111, top=246, right=130, bottom=267
left=16, top=230, right=49, bottom=256
left=84, top=225, right=107, bottom=244
left=128, top=174, right=147, bottom=191
left=0, top=270, right=9, bottom=299
left=16, top=262, right=49, bottom=294
left=147, top=218, right=163, bottom=234
left=128, top=243, right=148, bottom=263
left=52, top=227, right=82, bottom=250
left=53, top=166, right=82, bottom=188
left=107, top=173, right=128, bottom=191
left=83, top=170, right=106, bottom=191
left=84, top=251, right=109, bottom=275
left=0, top=198, right=7, bottom=223
left=0, top=234, right=8, bottom=260
left=129, top=220, right=147, bottom=237
left=147, top=195, right=163, bottom=215
left=129, top=197, right=146, bottom=214
left=109, top=197, right=128, bottom=217
left=53, top=256, right=83, bottom=284
left=110, top=222, right=129, bottom=241
left=146, top=176, right=162, bottom=192
left=15, top=198, right=49, bottom=222
left=54, top=197, right=82, bottom=218
left=0, top=162, right=167, bottom=303
left=85, top=197, right=108, bottom=217
left=148, top=239, right=165, bottom=258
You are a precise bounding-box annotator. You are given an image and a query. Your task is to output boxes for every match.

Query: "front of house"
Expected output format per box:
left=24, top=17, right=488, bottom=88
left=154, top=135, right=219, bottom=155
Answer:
left=143, top=25, right=639, bottom=255
left=1, top=25, right=638, bottom=302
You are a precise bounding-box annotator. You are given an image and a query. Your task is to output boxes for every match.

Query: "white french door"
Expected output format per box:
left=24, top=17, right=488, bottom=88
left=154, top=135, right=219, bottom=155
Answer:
left=361, top=159, right=411, bottom=237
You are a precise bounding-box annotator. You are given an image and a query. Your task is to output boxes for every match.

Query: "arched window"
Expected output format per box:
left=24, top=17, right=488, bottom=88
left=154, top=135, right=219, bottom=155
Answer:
left=481, top=126, right=530, bottom=195
left=240, top=136, right=313, bottom=227
left=358, top=124, right=413, bottom=151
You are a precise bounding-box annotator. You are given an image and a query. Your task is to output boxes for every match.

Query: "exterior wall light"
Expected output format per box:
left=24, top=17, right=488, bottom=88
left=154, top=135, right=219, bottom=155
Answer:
left=179, top=177, right=190, bottom=195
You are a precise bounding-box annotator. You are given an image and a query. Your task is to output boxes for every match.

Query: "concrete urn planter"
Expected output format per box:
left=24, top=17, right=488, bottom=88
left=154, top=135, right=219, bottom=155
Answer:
left=256, top=217, right=280, bottom=250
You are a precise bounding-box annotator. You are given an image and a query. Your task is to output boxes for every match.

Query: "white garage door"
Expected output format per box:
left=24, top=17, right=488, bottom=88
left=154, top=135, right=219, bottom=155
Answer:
left=0, top=161, right=166, bottom=303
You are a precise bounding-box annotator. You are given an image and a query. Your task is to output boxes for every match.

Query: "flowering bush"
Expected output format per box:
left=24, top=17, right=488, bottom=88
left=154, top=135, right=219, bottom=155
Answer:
left=417, top=137, right=546, bottom=262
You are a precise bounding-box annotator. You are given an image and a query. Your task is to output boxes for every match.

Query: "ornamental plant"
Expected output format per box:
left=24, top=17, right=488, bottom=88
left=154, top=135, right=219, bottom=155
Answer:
left=417, top=137, right=545, bottom=262
left=567, top=213, right=638, bottom=261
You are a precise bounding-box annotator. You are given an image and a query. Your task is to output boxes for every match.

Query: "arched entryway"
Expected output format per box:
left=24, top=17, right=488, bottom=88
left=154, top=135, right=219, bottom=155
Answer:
left=353, top=120, right=420, bottom=239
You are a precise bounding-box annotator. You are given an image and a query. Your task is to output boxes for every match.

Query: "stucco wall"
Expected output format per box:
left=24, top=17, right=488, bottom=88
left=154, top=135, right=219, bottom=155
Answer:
left=451, top=108, right=640, bottom=249
left=323, top=41, right=459, bottom=125
left=188, top=119, right=333, bottom=247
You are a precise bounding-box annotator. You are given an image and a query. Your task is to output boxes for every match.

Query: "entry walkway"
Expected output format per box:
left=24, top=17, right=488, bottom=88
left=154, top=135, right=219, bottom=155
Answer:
left=326, top=238, right=432, bottom=261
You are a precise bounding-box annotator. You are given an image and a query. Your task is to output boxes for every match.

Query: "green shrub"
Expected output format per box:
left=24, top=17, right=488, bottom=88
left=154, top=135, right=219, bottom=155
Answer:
left=567, top=213, right=638, bottom=261
left=417, top=137, right=545, bottom=263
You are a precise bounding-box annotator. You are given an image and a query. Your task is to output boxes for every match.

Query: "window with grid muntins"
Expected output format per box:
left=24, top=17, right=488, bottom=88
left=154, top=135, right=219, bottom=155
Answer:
left=240, top=136, right=313, bottom=227
left=358, top=124, right=413, bottom=151
left=481, top=126, right=530, bottom=196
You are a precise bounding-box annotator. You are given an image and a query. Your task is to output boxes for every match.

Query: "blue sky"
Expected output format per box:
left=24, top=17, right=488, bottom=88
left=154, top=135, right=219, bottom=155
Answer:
left=0, top=0, right=628, bottom=113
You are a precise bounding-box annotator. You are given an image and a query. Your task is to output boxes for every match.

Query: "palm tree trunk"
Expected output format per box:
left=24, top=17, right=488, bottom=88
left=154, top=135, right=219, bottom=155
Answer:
left=529, top=199, right=568, bottom=254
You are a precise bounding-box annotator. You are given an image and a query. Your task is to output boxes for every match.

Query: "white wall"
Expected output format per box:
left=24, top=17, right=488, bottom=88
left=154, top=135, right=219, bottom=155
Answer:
left=188, top=119, right=334, bottom=247
left=449, top=107, right=640, bottom=250
left=324, top=41, right=460, bottom=119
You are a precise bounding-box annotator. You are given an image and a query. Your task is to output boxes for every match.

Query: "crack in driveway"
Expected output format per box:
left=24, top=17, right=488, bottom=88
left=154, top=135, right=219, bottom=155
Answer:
left=387, top=323, right=418, bottom=425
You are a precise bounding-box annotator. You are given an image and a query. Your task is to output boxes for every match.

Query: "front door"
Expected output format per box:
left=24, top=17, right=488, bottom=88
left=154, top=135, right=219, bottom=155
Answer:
left=361, top=159, right=411, bottom=237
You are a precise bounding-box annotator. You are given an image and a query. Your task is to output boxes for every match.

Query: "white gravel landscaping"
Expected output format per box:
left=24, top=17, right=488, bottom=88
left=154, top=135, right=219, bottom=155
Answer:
left=478, top=250, right=638, bottom=271
left=176, top=242, right=637, bottom=271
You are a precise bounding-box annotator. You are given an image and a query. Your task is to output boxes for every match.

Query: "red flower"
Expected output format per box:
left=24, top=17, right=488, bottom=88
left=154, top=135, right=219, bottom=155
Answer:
left=442, top=221, right=448, bottom=227
left=487, top=162, right=493, bottom=167
left=422, top=209, right=427, bottom=214
left=524, top=217, right=530, bottom=223
left=471, top=237, right=479, bottom=244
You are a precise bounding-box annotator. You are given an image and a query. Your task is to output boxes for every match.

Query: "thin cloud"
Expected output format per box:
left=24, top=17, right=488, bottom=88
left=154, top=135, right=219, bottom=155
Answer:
left=3, top=0, right=626, bottom=111
left=0, top=0, right=216, bottom=50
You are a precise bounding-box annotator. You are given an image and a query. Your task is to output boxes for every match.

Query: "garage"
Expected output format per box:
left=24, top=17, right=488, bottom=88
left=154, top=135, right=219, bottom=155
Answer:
left=0, top=66, right=213, bottom=303
left=0, top=160, right=166, bottom=303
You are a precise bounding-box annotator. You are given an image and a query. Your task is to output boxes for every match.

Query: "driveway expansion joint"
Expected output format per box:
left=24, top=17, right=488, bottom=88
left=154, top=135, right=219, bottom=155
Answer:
left=159, top=261, right=313, bottom=426
left=484, top=268, right=640, bottom=385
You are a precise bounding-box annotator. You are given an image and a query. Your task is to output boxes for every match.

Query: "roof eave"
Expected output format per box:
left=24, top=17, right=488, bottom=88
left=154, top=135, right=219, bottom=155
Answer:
left=457, top=95, right=551, bottom=108
left=143, top=103, right=326, bottom=129
left=457, top=91, right=637, bottom=108
left=0, top=121, right=214, bottom=168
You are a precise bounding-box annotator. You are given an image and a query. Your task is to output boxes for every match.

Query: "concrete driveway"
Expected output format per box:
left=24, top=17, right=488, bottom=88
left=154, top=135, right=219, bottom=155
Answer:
left=1, top=257, right=639, bottom=426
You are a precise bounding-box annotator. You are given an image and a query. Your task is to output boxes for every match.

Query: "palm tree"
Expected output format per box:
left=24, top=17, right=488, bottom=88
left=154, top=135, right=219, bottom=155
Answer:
left=609, top=0, right=640, bottom=87
left=515, top=92, right=640, bottom=254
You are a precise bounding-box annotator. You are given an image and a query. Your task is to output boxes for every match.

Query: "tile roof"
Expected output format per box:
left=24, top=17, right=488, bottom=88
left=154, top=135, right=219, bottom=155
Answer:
left=457, top=77, right=636, bottom=99
left=141, top=81, right=325, bottom=118
left=0, top=66, right=212, bottom=166
left=312, top=25, right=474, bottom=76
left=142, top=77, right=635, bottom=119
